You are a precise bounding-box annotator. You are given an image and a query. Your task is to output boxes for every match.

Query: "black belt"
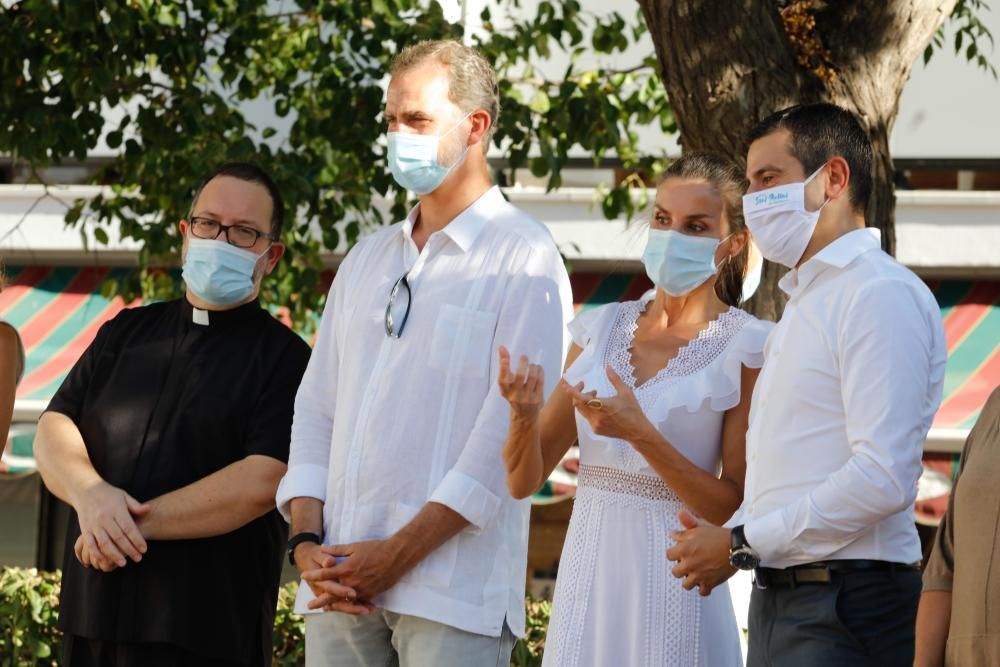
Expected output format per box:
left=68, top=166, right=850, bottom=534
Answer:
left=754, top=559, right=921, bottom=588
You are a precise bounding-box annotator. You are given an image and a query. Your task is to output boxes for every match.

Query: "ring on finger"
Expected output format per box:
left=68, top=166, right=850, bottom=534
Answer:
left=586, top=398, right=603, bottom=409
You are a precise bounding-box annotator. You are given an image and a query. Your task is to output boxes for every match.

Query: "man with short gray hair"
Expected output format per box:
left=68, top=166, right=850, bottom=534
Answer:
left=277, top=40, right=572, bottom=666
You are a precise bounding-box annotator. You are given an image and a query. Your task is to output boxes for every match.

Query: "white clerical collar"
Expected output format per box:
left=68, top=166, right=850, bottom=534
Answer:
left=192, top=307, right=210, bottom=326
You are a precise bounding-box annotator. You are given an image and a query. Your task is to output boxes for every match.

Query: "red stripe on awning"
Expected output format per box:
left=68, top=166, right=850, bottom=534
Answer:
left=16, top=297, right=140, bottom=398
left=622, top=274, right=653, bottom=302
left=935, top=346, right=1000, bottom=429
left=942, top=282, right=999, bottom=352
left=18, top=267, right=110, bottom=351
left=0, top=266, right=53, bottom=311
left=569, top=273, right=604, bottom=309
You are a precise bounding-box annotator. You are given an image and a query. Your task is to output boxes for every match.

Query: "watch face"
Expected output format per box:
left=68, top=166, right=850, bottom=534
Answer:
left=730, top=549, right=759, bottom=571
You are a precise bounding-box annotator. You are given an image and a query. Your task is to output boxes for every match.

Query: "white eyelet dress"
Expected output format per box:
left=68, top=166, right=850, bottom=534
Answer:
left=541, top=292, right=773, bottom=667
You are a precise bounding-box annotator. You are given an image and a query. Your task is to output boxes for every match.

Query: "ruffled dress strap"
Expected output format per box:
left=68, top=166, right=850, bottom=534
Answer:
left=563, top=301, right=625, bottom=387
left=646, top=311, right=773, bottom=423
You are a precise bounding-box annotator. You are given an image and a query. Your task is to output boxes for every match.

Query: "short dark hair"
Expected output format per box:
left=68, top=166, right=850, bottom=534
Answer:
left=189, top=162, right=285, bottom=239
left=746, top=103, right=873, bottom=213
left=660, top=152, right=749, bottom=308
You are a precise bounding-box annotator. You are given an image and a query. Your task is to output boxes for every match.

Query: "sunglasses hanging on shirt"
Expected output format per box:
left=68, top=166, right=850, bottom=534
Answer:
left=385, top=273, right=412, bottom=338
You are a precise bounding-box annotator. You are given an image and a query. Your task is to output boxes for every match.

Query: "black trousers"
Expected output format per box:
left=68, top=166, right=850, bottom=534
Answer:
left=747, top=568, right=922, bottom=667
left=63, top=635, right=248, bottom=667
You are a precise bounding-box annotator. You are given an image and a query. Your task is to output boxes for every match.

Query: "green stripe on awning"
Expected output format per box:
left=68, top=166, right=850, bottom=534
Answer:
left=1, top=267, right=75, bottom=327
left=943, top=306, right=1000, bottom=399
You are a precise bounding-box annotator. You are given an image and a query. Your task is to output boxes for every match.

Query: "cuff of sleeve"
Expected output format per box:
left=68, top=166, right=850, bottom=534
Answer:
left=921, top=574, right=953, bottom=593
left=428, top=470, right=502, bottom=535
left=275, top=463, right=328, bottom=523
left=722, top=505, right=745, bottom=530
left=743, top=510, right=788, bottom=566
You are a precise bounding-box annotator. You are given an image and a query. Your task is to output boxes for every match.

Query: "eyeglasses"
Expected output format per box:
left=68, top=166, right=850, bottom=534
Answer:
left=384, top=274, right=411, bottom=338
left=189, top=217, right=274, bottom=249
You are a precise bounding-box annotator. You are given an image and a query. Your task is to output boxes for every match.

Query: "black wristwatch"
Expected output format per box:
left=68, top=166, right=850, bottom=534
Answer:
left=287, top=532, right=321, bottom=567
left=729, top=525, right=761, bottom=571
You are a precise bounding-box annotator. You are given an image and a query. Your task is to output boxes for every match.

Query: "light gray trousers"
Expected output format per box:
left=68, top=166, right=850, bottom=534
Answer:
left=304, top=610, right=515, bottom=667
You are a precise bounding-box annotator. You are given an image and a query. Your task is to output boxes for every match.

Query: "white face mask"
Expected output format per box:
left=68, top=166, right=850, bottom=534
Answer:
left=742, top=164, right=828, bottom=269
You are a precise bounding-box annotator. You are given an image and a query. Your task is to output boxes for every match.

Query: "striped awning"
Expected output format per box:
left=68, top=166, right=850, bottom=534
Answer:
left=0, top=267, right=995, bottom=431
left=1, top=266, right=141, bottom=403
left=3, top=266, right=990, bottom=519
left=932, top=280, right=1000, bottom=430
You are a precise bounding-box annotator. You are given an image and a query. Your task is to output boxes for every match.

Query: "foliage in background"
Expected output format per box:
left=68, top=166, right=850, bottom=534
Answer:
left=925, top=0, right=997, bottom=76
left=0, top=1, right=993, bottom=331
left=0, top=568, right=60, bottom=667
left=510, top=595, right=552, bottom=667
left=0, top=568, right=550, bottom=666
left=271, top=581, right=306, bottom=667
left=0, top=0, right=670, bottom=333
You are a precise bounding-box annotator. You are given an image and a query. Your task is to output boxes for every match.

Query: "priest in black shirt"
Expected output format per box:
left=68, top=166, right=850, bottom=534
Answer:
left=34, top=163, right=312, bottom=667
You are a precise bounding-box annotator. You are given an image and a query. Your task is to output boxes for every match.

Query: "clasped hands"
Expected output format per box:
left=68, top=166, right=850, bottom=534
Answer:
left=72, top=480, right=150, bottom=572
left=296, top=538, right=409, bottom=615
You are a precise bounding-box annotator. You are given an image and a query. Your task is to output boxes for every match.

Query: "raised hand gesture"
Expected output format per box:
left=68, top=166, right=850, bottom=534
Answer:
left=497, top=346, right=545, bottom=420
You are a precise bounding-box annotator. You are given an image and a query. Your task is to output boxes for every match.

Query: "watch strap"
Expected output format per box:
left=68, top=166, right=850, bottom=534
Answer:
left=287, top=531, right=322, bottom=566
left=730, top=524, right=747, bottom=552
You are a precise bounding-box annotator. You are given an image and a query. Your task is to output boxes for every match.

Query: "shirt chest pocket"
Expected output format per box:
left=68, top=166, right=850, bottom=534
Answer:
left=427, top=304, right=497, bottom=379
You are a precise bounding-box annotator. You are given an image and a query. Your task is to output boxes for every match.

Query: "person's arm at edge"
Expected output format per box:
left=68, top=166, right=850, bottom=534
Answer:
left=0, top=324, right=18, bottom=437
left=914, top=397, right=986, bottom=667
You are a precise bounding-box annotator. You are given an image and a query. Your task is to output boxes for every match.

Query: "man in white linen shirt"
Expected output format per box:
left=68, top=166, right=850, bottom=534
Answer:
left=667, top=103, right=946, bottom=666
left=274, top=40, right=572, bottom=667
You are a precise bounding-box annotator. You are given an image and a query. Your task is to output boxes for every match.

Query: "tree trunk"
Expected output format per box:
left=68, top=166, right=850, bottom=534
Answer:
left=636, top=0, right=956, bottom=321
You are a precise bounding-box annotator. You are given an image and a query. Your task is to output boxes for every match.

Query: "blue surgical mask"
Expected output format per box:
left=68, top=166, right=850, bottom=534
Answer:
left=182, top=238, right=269, bottom=307
left=387, top=112, right=473, bottom=194
left=641, top=229, right=732, bottom=297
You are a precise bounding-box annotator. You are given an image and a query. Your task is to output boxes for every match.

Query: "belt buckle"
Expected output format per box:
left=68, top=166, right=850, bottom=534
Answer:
left=795, top=566, right=832, bottom=585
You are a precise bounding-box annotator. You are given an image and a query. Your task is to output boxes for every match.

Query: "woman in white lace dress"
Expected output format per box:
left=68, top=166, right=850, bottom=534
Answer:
left=498, top=153, right=772, bottom=666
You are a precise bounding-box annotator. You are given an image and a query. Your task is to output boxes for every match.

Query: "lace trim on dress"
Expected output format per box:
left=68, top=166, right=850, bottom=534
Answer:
left=604, top=296, right=753, bottom=390
left=597, top=300, right=754, bottom=471
left=578, top=465, right=681, bottom=503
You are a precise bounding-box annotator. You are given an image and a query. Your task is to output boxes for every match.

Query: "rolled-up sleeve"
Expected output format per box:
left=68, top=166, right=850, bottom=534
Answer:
left=429, top=245, right=572, bottom=532
left=745, top=280, right=945, bottom=563
left=275, top=278, right=343, bottom=522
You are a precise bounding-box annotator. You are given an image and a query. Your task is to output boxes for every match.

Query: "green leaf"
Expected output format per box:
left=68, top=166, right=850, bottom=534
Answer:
left=529, top=90, right=551, bottom=114
left=33, top=638, right=52, bottom=658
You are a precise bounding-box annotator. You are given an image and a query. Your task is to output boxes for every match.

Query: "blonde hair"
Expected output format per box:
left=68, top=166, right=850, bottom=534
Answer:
left=391, top=40, right=501, bottom=148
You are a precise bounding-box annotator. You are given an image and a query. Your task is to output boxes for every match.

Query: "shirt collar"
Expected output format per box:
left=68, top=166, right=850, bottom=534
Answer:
left=400, top=185, right=500, bottom=253
left=181, top=296, right=261, bottom=328
left=779, top=227, right=881, bottom=296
